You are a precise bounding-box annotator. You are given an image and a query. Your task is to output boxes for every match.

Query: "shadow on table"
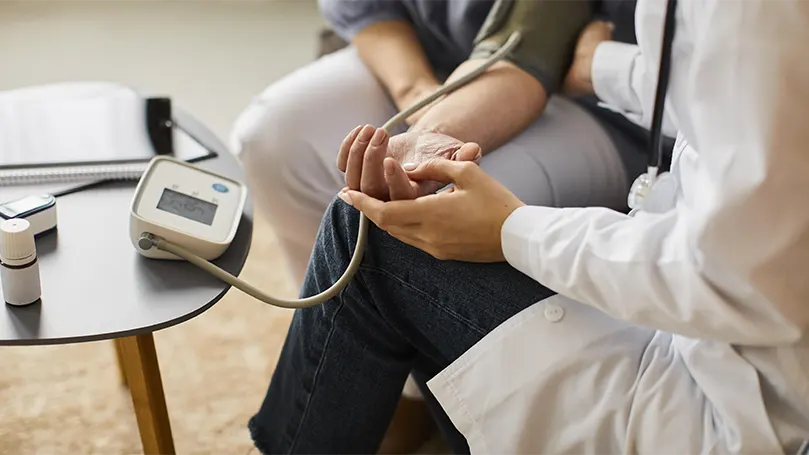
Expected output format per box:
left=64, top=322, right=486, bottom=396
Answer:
left=5, top=300, right=42, bottom=339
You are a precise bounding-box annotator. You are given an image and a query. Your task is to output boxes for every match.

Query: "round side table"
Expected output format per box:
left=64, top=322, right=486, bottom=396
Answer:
left=0, top=106, right=253, bottom=455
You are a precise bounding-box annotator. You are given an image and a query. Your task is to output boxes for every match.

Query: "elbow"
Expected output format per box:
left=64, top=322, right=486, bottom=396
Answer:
left=684, top=247, right=807, bottom=346
left=692, top=191, right=809, bottom=345
left=744, top=266, right=809, bottom=345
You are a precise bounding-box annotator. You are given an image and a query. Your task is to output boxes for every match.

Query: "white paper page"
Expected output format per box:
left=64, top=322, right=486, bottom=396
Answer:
left=0, top=85, right=156, bottom=167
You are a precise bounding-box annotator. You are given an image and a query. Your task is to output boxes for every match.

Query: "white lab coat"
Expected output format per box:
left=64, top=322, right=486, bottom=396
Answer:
left=426, top=0, right=809, bottom=452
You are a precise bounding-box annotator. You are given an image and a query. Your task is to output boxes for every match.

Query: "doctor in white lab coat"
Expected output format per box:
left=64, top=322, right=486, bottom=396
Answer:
left=337, top=0, right=809, bottom=452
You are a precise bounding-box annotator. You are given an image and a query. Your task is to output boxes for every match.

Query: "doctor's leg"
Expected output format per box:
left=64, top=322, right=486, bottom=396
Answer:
left=248, top=199, right=718, bottom=454
left=247, top=199, right=557, bottom=454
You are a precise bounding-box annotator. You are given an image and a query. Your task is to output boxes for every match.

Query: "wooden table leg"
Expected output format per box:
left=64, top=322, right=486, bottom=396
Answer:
left=114, top=339, right=129, bottom=387
left=118, top=333, right=176, bottom=455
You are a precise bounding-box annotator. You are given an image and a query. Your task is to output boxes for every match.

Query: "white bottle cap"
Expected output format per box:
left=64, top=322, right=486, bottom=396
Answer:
left=1, top=219, right=36, bottom=264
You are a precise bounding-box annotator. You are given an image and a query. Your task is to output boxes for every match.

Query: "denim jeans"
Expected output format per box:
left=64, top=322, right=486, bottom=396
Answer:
left=248, top=198, right=556, bottom=454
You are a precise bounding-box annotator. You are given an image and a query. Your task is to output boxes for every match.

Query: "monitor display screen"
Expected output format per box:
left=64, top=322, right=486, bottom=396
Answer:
left=156, top=188, right=217, bottom=225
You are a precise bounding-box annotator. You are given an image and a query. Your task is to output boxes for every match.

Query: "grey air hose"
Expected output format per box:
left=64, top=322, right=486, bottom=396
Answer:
left=139, top=31, right=522, bottom=309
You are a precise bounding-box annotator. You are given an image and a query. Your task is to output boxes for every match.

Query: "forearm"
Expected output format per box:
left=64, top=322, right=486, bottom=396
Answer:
left=411, top=60, right=548, bottom=154
left=353, top=21, right=439, bottom=112
left=414, top=0, right=591, bottom=153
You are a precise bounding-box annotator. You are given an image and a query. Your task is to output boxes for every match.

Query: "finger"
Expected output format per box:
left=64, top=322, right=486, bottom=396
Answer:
left=405, top=158, right=480, bottom=187
left=360, top=128, right=390, bottom=199
left=337, top=125, right=362, bottom=172
left=342, top=189, right=425, bottom=227
left=346, top=125, right=375, bottom=190
left=451, top=142, right=482, bottom=163
left=384, top=158, right=418, bottom=201
left=415, top=180, right=450, bottom=197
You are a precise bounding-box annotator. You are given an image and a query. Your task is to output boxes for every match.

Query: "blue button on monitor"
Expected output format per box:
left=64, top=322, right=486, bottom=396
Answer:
left=212, top=183, right=229, bottom=193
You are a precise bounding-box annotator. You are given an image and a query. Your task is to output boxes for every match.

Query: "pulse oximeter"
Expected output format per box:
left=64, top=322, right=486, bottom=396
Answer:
left=0, top=194, right=58, bottom=237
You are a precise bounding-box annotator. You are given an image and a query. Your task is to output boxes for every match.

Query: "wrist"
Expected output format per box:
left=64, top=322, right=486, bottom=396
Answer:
left=563, top=46, right=600, bottom=96
left=496, top=201, right=526, bottom=263
left=581, top=40, right=612, bottom=90
left=499, top=203, right=530, bottom=266
left=393, top=79, right=441, bottom=113
left=577, top=54, right=595, bottom=94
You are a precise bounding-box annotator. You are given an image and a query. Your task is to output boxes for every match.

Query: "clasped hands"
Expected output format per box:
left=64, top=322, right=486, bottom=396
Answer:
left=335, top=124, right=523, bottom=263
left=336, top=20, right=612, bottom=262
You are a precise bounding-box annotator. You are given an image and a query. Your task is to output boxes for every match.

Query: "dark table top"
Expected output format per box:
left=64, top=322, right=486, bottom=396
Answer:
left=0, top=109, right=254, bottom=346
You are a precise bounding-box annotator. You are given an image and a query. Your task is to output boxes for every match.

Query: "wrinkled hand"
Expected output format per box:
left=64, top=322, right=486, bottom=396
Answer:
left=563, top=21, right=613, bottom=96
left=337, top=125, right=481, bottom=201
left=338, top=159, right=525, bottom=263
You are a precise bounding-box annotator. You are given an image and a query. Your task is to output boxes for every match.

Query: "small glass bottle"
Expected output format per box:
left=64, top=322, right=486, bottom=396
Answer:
left=0, top=218, right=42, bottom=306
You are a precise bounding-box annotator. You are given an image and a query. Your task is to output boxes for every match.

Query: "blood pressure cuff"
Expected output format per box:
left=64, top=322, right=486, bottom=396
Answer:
left=470, top=0, right=594, bottom=95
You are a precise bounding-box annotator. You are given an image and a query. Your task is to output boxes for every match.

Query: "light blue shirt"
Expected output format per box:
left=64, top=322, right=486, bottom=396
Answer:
left=318, top=1, right=644, bottom=87
left=318, top=0, right=495, bottom=74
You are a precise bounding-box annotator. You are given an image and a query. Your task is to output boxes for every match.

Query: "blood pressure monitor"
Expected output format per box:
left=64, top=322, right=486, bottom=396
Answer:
left=130, top=156, right=247, bottom=260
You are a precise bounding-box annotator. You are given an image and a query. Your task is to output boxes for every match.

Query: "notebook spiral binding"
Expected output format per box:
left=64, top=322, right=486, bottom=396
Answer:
left=0, top=163, right=149, bottom=186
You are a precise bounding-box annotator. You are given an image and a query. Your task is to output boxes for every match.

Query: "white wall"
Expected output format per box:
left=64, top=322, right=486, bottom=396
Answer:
left=0, top=0, right=326, bottom=141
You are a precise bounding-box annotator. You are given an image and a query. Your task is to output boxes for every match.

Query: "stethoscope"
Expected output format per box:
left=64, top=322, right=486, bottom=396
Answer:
left=627, top=0, right=677, bottom=210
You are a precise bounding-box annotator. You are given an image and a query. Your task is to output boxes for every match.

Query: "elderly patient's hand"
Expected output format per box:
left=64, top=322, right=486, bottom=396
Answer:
left=338, top=159, right=524, bottom=263
left=337, top=125, right=481, bottom=201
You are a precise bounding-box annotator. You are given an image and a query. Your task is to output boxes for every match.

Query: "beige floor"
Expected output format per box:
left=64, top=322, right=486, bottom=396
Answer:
left=0, top=2, right=330, bottom=453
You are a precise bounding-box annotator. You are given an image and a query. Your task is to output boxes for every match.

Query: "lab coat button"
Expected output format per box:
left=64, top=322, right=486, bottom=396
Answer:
left=544, top=303, right=564, bottom=322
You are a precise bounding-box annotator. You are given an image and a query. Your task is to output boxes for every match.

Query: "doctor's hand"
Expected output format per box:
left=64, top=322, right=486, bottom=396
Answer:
left=337, top=125, right=481, bottom=201
left=338, top=159, right=525, bottom=263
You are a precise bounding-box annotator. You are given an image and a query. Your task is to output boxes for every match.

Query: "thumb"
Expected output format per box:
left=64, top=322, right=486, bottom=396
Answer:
left=406, top=158, right=478, bottom=186
left=452, top=142, right=482, bottom=163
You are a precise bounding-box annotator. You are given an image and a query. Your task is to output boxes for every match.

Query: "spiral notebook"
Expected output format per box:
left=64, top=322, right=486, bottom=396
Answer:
left=0, top=126, right=212, bottom=185
left=0, top=126, right=214, bottom=203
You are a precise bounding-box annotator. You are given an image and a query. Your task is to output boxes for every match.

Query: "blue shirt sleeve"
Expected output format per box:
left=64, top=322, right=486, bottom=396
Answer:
left=318, top=0, right=410, bottom=41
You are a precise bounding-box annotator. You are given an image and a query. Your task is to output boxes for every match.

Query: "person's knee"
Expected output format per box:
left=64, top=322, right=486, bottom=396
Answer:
left=313, top=197, right=361, bottom=263
left=302, top=196, right=362, bottom=293
left=229, top=96, right=295, bottom=185
left=231, top=64, right=349, bottom=194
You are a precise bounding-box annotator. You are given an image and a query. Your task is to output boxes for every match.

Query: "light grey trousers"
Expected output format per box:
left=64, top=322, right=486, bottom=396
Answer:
left=229, top=47, right=632, bottom=286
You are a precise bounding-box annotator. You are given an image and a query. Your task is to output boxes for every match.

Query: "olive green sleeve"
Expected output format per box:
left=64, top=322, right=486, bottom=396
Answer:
left=470, top=0, right=595, bottom=94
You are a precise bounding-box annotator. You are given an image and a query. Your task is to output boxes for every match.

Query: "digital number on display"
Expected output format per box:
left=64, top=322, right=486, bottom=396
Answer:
left=156, top=188, right=218, bottom=225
